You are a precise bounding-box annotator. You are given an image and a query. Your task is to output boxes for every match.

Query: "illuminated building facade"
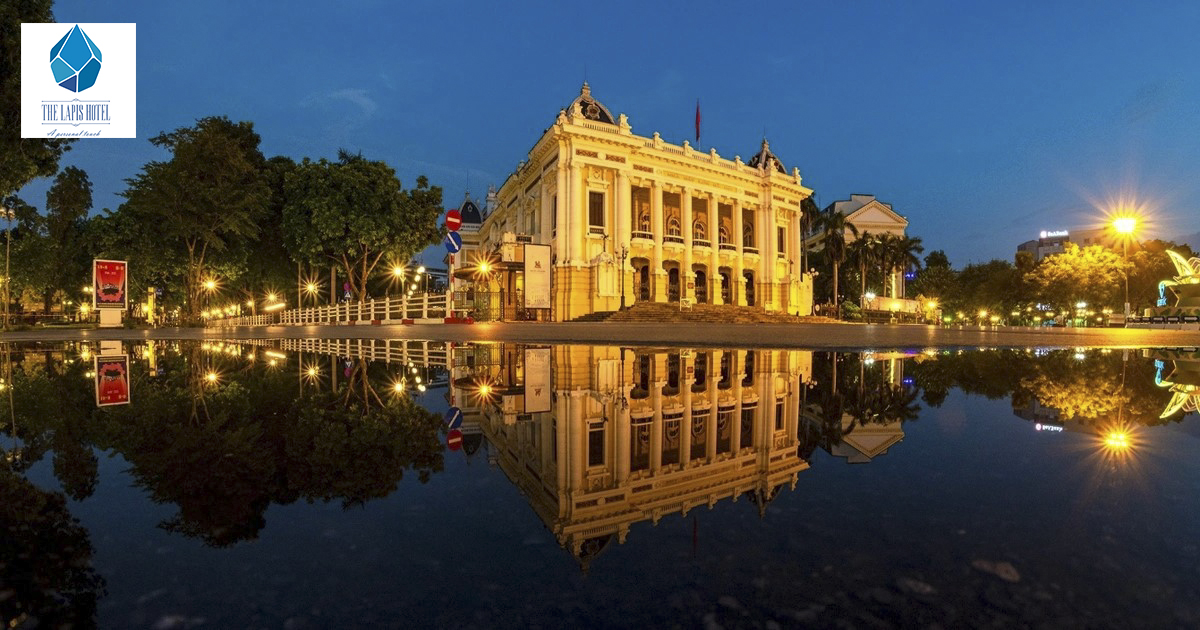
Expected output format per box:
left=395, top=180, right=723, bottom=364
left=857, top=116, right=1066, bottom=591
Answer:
left=450, top=84, right=815, bottom=321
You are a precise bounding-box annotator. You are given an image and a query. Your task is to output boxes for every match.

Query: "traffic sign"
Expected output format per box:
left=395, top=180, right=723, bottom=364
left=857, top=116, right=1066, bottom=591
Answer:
left=446, top=209, right=462, bottom=232
left=447, top=429, right=463, bottom=451
left=444, top=231, right=463, bottom=253
left=444, top=406, right=463, bottom=429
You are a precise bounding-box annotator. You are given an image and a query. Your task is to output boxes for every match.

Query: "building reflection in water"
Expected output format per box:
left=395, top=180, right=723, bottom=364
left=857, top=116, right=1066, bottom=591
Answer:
left=453, top=344, right=829, bottom=565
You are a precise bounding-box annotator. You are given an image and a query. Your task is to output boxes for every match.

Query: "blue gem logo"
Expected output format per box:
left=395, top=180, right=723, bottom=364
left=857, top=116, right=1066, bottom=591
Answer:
left=49, top=25, right=102, bottom=92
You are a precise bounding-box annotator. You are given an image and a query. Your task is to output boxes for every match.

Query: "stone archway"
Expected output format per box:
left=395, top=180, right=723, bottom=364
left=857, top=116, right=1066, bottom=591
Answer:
left=719, top=269, right=732, bottom=304
left=744, top=270, right=756, bottom=307
left=632, top=258, right=652, bottom=302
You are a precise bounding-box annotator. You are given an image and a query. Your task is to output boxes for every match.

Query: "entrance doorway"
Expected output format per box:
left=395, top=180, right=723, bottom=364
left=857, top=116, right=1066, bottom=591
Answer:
left=744, top=271, right=755, bottom=307
left=667, top=267, right=681, bottom=302
left=694, top=269, right=708, bottom=304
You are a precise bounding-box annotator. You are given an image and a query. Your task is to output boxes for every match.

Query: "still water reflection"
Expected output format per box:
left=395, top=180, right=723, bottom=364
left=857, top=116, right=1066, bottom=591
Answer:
left=1, top=341, right=1198, bottom=628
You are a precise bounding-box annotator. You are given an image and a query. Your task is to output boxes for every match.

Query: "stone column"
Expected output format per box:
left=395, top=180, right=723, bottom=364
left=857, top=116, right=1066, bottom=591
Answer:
left=681, top=188, right=693, bottom=302
left=651, top=180, right=666, bottom=302
left=570, top=163, right=585, bottom=265
left=709, top=192, right=722, bottom=305
left=759, top=202, right=772, bottom=309
left=555, top=162, right=568, bottom=261
left=792, top=209, right=805, bottom=313
left=616, top=171, right=632, bottom=308
left=540, top=183, right=552, bottom=246
left=733, top=200, right=745, bottom=306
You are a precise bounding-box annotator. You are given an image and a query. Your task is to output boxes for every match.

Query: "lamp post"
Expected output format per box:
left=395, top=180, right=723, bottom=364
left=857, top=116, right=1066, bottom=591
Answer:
left=1112, top=216, right=1137, bottom=316
left=1, top=204, right=13, bottom=331
left=617, top=245, right=629, bottom=310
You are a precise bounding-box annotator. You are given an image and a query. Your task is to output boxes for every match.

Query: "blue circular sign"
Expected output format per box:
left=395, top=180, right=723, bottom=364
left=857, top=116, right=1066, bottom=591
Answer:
left=444, top=231, right=463, bottom=254
left=444, top=406, right=463, bottom=429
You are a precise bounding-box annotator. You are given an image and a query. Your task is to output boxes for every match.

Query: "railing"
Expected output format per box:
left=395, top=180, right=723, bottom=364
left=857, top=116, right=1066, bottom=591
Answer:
left=719, top=243, right=737, bottom=251
left=663, top=234, right=684, bottom=245
left=206, top=293, right=448, bottom=327
left=692, top=239, right=711, bottom=249
left=631, top=231, right=654, bottom=241
left=743, top=246, right=759, bottom=255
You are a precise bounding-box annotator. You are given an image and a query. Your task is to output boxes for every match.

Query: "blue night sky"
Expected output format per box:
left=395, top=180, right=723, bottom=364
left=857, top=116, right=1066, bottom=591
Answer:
left=19, top=0, right=1200, bottom=265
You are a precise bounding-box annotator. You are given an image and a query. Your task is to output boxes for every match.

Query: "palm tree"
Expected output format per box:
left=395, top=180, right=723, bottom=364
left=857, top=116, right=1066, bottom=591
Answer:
left=799, top=197, right=819, bottom=274
left=891, top=235, right=924, bottom=298
left=817, top=209, right=858, bottom=318
left=848, top=232, right=879, bottom=308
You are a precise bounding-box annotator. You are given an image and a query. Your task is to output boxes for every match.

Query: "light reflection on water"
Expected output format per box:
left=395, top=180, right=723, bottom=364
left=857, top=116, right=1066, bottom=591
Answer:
left=1, top=340, right=1198, bottom=628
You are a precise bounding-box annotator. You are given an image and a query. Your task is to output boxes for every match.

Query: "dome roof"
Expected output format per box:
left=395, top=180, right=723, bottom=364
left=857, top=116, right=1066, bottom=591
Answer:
left=747, top=138, right=787, bottom=174
left=459, top=199, right=482, bottom=225
left=567, top=82, right=615, bottom=124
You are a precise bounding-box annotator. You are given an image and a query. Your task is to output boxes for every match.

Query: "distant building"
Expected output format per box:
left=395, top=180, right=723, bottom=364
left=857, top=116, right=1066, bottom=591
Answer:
left=1016, top=226, right=1119, bottom=262
left=804, top=194, right=912, bottom=300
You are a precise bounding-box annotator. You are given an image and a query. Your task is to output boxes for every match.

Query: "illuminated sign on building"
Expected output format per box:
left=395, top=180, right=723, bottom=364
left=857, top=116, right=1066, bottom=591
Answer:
left=1039, top=230, right=1069, bottom=239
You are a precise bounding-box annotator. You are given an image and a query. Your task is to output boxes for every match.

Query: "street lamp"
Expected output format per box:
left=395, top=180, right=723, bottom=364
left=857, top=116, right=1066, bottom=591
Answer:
left=1112, top=216, right=1137, bottom=316
left=1, top=203, right=13, bottom=331
left=617, top=244, right=629, bottom=310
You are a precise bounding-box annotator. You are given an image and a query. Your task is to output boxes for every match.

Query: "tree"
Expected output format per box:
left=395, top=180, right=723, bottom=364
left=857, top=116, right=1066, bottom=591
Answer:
left=910, top=249, right=956, bottom=302
left=0, top=0, right=74, bottom=198
left=952, top=259, right=1025, bottom=317
left=1026, top=244, right=1125, bottom=315
left=1127, top=240, right=1195, bottom=311
left=34, top=166, right=93, bottom=312
left=848, top=232, right=879, bottom=307
left=799, top=196, right=819, bottom=273
left=117, top=116, right=269, bottom=321
left=816, top=209, right=858, bottom=317
left=892, top=234, right=924, bottom=297
left=282, top=151, right=442, bottom=302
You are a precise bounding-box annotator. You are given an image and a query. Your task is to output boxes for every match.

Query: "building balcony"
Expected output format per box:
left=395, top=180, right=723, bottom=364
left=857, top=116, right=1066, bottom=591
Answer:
left=631, top=231, right=654, bottom=242
left=692, top=239, right=711, bottom=249
left=719, top=242, right=737, bottom=252
left=663, top=234, right=684, bottom=245
left=743, top=246, right=759, bottom=255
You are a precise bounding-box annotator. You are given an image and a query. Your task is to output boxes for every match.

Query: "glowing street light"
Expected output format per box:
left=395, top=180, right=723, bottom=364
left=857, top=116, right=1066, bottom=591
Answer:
left=1112, top=215, right=1138, bottom=316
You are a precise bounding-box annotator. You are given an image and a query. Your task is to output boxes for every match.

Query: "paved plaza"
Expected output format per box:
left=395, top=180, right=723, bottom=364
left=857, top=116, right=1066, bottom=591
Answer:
left=2, top=322, right=1198, bottom=349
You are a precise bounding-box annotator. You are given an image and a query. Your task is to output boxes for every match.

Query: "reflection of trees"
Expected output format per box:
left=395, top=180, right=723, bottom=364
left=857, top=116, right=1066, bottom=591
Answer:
left=0, top=470, right=105, bottom=628
left=800, top=353, right=921, bottom=456
left=98, top=347, right=445, bottom=546
left=906, top=350, right=1176, bottom=426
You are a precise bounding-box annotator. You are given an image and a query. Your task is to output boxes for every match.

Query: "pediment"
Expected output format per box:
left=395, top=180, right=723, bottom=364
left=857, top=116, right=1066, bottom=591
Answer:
left=846, top=201, right=907, bottom=228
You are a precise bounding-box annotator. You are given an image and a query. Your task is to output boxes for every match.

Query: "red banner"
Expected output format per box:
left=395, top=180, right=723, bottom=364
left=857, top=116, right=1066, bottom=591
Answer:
left=93, top=259, right=127, bottom=309
left=94, top=354, right=130, bottom=406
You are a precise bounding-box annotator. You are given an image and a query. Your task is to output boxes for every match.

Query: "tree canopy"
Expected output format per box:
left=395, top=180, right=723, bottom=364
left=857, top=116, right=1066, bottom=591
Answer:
left=282, top=151, right=442, bottom=301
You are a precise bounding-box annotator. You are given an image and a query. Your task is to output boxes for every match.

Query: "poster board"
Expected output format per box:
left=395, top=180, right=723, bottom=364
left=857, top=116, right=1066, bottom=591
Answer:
left=93, top=259, right=127, bottom=309
left=524, top=244, right=551, bottom=309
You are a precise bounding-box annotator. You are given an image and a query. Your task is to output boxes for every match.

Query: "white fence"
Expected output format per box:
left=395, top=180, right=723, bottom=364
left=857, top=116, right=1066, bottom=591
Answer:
left=207, top=293, right=449, bottom=327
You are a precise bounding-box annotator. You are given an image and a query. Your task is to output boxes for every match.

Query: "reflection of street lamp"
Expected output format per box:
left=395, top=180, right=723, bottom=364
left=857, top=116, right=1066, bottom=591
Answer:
left=1113, top=216, right=1137, bottom=316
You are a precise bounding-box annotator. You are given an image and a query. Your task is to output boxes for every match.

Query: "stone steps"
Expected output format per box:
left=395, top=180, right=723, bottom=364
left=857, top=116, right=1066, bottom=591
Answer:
left=573, top=302, right=830, bottom=324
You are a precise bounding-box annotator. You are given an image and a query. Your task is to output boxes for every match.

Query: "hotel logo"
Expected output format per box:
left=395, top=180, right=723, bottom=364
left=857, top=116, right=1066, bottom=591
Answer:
left=21, top=22, right=137, bottom=138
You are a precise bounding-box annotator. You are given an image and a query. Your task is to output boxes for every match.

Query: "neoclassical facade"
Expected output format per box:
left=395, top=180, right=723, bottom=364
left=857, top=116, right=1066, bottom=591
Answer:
left=451, top=84, right=815, bottom=321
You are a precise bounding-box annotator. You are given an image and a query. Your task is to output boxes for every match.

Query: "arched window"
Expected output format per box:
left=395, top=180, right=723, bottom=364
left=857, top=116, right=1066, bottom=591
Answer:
left=638, top=210, right=651, bottom=232
left=667, top=216, right=681, bottom=237
left=743, top=223, right=755, bottom=247
left=719, top=224, right=730, bottom=244
left=693, top=220, right=706, bottom=240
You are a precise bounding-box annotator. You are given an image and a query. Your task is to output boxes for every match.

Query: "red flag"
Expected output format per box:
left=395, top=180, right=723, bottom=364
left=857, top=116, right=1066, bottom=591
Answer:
left=695, top=99, right=701, bottom=143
